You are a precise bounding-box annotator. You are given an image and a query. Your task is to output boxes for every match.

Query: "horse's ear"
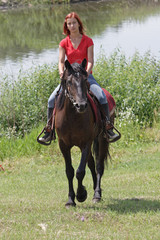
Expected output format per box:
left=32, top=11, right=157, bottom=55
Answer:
left=81, top=59, right=87, bottom=69
left=65, top=60, right=72, bottom=71
left=61, top=78, right=66, bottom=89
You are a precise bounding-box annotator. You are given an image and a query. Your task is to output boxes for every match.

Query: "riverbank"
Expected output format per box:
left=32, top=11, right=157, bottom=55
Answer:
left=0, top=0, right=82, bottom=9
left=0, top=0, right=55, bottom=9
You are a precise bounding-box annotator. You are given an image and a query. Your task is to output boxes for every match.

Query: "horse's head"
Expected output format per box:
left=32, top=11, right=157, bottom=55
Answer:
left=62, top=59, right=88, bottom=113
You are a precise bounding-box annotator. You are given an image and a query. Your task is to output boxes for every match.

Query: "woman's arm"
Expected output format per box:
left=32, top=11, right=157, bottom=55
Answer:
left=59, top=45, right=66, bottom=78
left=86, top=45, right=94, bottom=76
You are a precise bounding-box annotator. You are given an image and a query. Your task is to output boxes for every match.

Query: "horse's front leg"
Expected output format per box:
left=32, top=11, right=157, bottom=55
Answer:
left=76, top=145, right=90, bottom=203
left=59, top=140, right=76, bottom=207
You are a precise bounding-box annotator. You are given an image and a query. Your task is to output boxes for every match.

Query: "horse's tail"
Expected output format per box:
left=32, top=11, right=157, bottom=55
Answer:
left=93, top=134, right=110, bottom=166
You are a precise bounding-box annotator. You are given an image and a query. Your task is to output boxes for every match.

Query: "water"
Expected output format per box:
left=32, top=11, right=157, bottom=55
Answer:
left=0, top=0, right=160, bottom=79
left=94, top=15, right=160, bottom=58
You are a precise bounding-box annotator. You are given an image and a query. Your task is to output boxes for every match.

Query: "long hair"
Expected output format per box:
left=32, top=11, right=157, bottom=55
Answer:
left=63, top=12, right=85, bottom=35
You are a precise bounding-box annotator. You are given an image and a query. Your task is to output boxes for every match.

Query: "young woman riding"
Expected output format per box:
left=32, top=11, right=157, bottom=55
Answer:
left=39, top=12, right=118, bottom=143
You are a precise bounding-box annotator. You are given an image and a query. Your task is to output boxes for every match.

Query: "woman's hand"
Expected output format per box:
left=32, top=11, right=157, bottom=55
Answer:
left=60, top=72, right=64, bottom=79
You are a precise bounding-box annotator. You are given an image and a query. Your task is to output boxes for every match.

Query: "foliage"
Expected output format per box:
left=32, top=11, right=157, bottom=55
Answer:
left=0, top=64, right=60, bottom=137
left=94, top=50, right=160, bottom=127
left=0, top=0, right=69, bottom=7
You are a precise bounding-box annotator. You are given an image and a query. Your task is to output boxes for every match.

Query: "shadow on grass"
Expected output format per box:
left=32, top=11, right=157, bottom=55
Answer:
left=85, top=198, right=160, bottom=214
left=106, top=198, right=160, bottom=213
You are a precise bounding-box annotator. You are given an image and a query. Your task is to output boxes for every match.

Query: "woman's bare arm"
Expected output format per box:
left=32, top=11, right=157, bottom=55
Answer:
left=59, top=45, right=66, bottom=78
left=86, top=45, right=94, bottom=75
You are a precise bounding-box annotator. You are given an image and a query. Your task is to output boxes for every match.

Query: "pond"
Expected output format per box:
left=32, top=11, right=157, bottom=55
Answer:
left=0, top=0, right=160, bottom=79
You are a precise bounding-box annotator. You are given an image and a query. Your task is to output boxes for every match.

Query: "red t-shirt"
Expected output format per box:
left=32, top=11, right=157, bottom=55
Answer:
left=59, top=34, right=94, bottom=66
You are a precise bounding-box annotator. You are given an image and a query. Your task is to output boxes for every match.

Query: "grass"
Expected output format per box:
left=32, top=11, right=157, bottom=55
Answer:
left=0, top=128, right=160, bottom=239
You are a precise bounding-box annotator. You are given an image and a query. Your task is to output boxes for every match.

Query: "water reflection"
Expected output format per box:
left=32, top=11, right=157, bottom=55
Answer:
left=0, top=0, right=160, bottom=78
left=94, top=15, right=160, bottom=59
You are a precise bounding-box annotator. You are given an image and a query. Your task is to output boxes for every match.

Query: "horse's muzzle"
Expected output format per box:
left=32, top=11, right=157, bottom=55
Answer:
left=74, top=102, right=88, bottom=113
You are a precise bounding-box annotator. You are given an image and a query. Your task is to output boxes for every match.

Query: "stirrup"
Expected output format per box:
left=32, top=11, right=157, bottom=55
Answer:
left=108, top=123, right=121, bottom=143
left=37, top=127, right=55, bottom=146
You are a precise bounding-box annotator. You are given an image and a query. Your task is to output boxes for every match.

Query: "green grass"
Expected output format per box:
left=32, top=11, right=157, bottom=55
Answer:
left=0, top=131, right=160, bottom=239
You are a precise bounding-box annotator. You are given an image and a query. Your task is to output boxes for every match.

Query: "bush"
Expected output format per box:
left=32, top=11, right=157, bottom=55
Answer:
left=94, top=51, right=160, bottom=127
left=0, top=64, right=60, bottom=137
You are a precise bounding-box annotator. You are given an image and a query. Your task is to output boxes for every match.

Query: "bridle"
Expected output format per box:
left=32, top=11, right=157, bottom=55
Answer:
left=64, top=71, right=88, bottom=111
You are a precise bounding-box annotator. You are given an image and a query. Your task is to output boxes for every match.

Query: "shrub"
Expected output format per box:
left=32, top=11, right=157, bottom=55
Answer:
left=0, top=64, right=59, bottom=137
left=94, top=51, right=160, bottom=127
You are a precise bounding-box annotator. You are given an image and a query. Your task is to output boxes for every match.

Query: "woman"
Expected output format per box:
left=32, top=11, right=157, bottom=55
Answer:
left=39, top=12, right=118, bottom=143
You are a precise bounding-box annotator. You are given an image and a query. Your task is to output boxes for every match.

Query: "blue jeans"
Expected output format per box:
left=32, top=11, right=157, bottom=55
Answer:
left=48, top=74, right=107, bottom=108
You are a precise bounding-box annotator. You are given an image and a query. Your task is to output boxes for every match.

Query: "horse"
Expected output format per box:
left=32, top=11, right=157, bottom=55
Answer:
left=54, top=59, right=109, bottom=207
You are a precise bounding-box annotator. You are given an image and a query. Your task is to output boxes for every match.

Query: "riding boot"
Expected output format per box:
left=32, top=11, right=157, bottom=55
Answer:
left=39, top=108, right=54, bottom=143
left=101, top=103, right=119, bottom=141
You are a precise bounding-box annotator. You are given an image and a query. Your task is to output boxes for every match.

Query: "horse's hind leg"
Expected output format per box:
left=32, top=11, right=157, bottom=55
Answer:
left=76, top=145, right=89, bottom=203
left=59, top=140, right=76, bottom=207
left=88, top=153, right=97, bottom=190
left=93, top=136, right=108, bottom=203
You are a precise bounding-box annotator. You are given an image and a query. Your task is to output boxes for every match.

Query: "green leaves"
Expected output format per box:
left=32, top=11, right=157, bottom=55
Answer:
left=0, top=63, right=59, bottom=137
left=94, top=51, right=160, bottom=127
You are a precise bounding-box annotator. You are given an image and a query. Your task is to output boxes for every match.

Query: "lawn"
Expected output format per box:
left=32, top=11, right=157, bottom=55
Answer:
left=0, top=139, right=160, bottom=240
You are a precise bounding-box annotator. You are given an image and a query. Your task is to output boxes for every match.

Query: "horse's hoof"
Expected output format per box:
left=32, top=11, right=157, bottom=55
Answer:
left=92, top=197, right=101, bottom=204
left=65, top=202, right=76, bottom=208
left=93, top=190, right=101, bottom=203
left=76, top=187, right=87, bottom=203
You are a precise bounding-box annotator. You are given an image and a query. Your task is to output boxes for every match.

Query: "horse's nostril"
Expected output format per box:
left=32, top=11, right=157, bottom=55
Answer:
left=74, top=102, right=87, bottom=112
left=76, top=103, right=80, bottom=109
left=80, top=103, right=87, bottom=111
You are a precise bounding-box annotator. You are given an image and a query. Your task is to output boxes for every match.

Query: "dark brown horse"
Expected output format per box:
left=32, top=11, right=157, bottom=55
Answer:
left=55, top=59, right=109, bottom=207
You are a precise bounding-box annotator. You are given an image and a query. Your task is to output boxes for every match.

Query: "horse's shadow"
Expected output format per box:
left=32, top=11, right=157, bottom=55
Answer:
left=85, top=198, right=160, bottom=214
